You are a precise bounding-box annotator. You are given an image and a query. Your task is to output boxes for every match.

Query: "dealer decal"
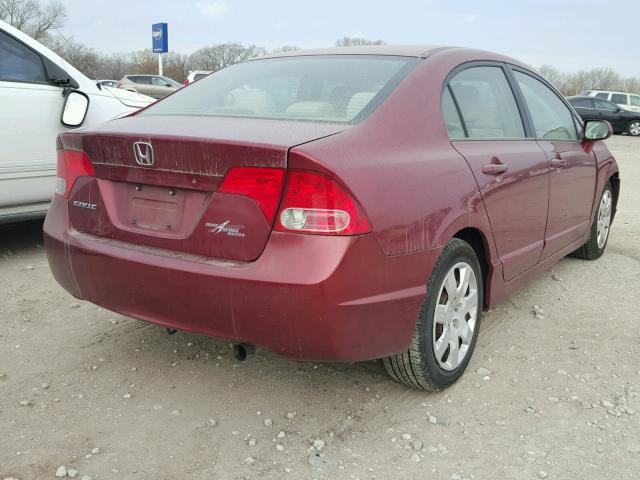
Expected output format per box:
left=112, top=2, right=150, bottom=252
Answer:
left=205, top=220, right=245, bottom=238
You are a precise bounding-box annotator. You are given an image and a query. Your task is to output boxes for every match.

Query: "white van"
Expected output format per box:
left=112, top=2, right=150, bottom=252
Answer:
left=585, top=90, right=640, bottom=113
left=0, top=20, right=154, bottom=223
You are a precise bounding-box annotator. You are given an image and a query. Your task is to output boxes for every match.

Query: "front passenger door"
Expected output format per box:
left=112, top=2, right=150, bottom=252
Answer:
left=446, top=65, right=550, bottom=281
left=0, top=29, right=65, bottom=211
left=512, top=70, right=597, bottom=260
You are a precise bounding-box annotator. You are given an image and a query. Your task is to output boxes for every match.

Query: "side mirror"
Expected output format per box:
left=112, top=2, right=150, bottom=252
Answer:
left=165, top=83, right=172, bottom=87
left=584, top=120, right=612, bottom=141
left=61, top=90, right=90, bottom=128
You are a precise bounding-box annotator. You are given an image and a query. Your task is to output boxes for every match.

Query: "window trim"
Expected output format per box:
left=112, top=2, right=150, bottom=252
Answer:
left=0, top=28, right=50, bottom=86
left=441, top=60, right=532, bottom=142
left=445, top=84, right=468, bottom=138
left=507, top=65, right=584, bottom=142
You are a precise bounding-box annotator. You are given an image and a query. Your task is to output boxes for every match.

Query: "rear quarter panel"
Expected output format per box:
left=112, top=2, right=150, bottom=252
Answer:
left=291, top=49, right=509, bottom=261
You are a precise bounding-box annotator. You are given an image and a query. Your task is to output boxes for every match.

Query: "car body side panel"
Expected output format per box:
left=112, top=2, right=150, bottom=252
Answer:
left=452, top=140, right=550, bottom=281
left=537, top=140, right=597, bottom=260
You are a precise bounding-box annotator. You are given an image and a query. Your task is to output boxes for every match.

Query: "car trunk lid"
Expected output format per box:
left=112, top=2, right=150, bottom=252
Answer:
left=61, top=115, right=346, bottom=261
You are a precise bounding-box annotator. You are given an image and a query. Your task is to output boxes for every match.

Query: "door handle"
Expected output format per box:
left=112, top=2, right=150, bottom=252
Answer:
left=550, top=157, right=566, bottom=169
left=481, top=163, right=508, bottom=175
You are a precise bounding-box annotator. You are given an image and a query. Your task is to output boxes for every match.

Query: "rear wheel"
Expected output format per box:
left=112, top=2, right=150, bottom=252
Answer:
left=383, top=239, right=483, bottom=390
left=571, top=183, right=613, bottom=260
left=628, top=120, right=640, bottom=136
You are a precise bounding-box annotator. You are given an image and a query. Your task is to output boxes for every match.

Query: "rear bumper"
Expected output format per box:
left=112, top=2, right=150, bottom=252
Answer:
left=44, top=198, right=440, bottom=361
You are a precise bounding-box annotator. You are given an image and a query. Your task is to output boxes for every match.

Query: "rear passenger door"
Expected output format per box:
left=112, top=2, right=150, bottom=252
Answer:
left=569, top=97, right=597, bottom=121
left=594, top=98, right=625, bottom=131
left=444, top=64, right=550, bottom=281
left=610, top=93, right=629, bottom=110
left=132, top=76, right=153, bottom=97
left=511, top=70, right=597, bottom=260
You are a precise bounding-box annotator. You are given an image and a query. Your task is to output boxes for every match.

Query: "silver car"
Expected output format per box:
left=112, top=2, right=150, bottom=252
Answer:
left=117, top=74, right=181, bottom=99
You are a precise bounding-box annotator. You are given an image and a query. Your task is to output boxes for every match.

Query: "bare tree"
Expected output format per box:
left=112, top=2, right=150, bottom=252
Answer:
left=335, top=37, right=385, bottom=47
left=163, top=52, right=190, bottom=82
left=46, top=35, right=100, bottom=77
left=270, top=45, right=301, bottom=54
left=189, top=43, right=266, bottom=72
left=0, top=0, right=66, bottom=40
left=130, top=49, right=157, bottom=74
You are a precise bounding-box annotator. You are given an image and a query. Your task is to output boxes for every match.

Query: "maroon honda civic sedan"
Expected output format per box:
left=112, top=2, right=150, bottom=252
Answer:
left=45, top=45, right=619, bottom=390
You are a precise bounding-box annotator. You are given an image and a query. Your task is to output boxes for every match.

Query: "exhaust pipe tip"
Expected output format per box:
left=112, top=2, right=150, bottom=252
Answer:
left=233, top=343, right=255, bottom=362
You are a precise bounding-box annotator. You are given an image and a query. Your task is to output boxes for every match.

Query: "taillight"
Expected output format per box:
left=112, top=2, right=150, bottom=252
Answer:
left=274, top=170, right=371, bottom=235
left=183, top=79, right=190, bottom=85
left=55, top=149, right=95, bottom=198
left=219, top=167, right=285, bottom=224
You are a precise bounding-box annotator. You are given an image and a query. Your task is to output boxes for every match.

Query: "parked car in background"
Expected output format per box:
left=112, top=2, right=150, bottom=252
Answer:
left=98, top=79, right=119, bottom=88
left=184, top=70, right=213, bottom=85
left=569, top=96, right=640, bottom=136
left=0, top=19, right=155, bottom=224
left=584, top=90, right=640, bottom=113
left=117, top=74, right=181, bottom=98
left=45, top=46, right=619, bottom=390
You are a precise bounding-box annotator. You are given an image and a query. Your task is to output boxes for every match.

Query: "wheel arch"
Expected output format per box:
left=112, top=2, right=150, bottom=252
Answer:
left=453, top=227, right=491, bottom=309
left=609, top=171, right=620, bottom=221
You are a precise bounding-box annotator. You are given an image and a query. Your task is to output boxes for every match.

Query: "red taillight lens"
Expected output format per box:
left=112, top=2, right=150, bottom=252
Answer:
left=55, top=149, right=95, bottom=198
left=219, top=167, right=285, bottom=224
left=274, top=170, right=372, bottom=235
left=183, top=79, right=190, bottom=85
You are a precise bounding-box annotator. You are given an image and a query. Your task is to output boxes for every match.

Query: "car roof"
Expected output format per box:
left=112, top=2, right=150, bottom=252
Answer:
left=258, top=45, right=447, bottom=59
left=589, top=90, right=631, bottom=95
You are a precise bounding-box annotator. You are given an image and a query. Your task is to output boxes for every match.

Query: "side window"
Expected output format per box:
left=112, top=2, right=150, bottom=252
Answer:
left=570, top=98, right=594, bottom=109
left=133, top=76, right=151, bottom=85
left=448, top=66, right=525, bottom=139
left=611, top=93, right=628, bottom=105
left=595, top=99, right=618, bottom=112
left=441, top=87, right=465, bottom=139
left=152, top=77, right=167, bottom=86
left=514, top=71, right=579, bottom=141
left=631, top=95, right=640, bottom=107
left=595, top=92, right=609, bottom=99
left=0, top=30, right=46, bottom=83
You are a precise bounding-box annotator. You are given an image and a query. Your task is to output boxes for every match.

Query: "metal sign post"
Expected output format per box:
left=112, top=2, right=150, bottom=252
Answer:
left=152, top=23, right=168, bottom=76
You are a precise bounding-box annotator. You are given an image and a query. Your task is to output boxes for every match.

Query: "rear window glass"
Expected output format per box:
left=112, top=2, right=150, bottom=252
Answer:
left=631, top=95, right=640, bottom=107
left=141, top=55, right=419, bottom=124
left=194, top=73, right=209, bottom=81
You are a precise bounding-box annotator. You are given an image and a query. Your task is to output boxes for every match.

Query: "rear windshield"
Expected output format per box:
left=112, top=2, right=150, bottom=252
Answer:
left=141, top=55, right=419, bottom=124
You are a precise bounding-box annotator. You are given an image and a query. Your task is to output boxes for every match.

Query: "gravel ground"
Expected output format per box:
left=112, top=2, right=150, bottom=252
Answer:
left=1, top=135, right=639, bottom=480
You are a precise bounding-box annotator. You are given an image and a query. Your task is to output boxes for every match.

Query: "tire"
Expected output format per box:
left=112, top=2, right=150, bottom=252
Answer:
left=628, top=120, right=640, bottom=137
left=383, top=238, right=483, bottom=390
left=571, top=183, right=613, bottom=260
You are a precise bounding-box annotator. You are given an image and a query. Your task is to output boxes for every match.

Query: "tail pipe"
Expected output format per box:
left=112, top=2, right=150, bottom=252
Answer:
left=233, top=343, right=255, bottom=362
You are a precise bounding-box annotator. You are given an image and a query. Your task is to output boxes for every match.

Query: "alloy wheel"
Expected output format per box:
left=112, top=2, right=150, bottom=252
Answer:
left=432, top=262, right=478, bottom=371
left=630, top=121, right=640, bottom=136
left=597, top=189, right=612, bottom=249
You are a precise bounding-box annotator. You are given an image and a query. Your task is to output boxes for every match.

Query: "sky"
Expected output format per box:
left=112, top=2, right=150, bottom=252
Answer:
left=57, top=0, right=639, bottom=76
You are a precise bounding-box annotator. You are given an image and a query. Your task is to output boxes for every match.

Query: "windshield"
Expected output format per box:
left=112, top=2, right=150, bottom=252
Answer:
left=141, top=55, right=419, bottom=123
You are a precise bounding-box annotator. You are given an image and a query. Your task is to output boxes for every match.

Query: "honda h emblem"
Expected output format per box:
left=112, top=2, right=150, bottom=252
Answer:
left=133, top=141, right=154, bottom=166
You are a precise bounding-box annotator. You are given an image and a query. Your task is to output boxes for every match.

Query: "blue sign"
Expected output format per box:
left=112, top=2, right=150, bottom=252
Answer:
left=152, top=23, right=168, bottom=53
